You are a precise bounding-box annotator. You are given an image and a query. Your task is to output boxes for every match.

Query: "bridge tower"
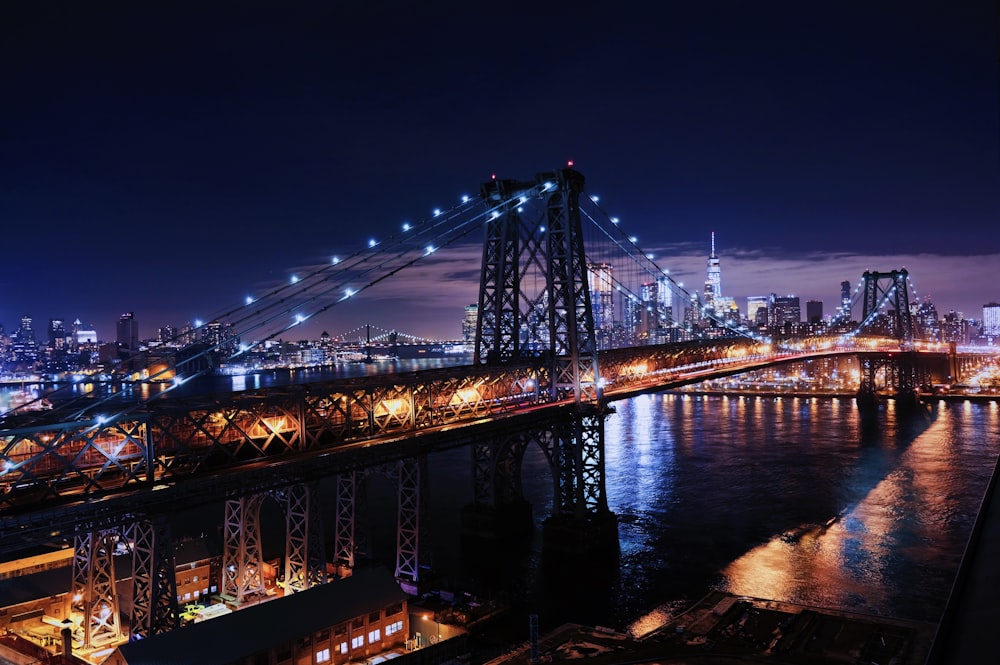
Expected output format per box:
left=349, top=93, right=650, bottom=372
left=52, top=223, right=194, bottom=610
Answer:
left=473, top=168, right=615, bottom=558
left=857, top=269, right=923, bottom=411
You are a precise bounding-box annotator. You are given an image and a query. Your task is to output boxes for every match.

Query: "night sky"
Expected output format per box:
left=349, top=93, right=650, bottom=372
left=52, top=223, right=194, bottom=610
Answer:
left=2, top=1, right=997, bottom=342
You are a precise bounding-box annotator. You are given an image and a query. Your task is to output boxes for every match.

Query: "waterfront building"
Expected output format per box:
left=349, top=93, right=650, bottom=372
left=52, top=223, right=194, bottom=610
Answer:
left=983, top=302, right=1000, bottom=339
left=462, top=304, right=478, bottom=345
left=116, top=312, right=139, bottom=355
left=915, top=298, right=941, bottom=341
left=806, top=300, right=823, bottom=324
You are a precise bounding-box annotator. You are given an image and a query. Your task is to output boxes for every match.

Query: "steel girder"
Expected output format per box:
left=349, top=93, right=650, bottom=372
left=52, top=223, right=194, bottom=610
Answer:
left=129, top=517, right=179, bottom=640
left=395, top=457, right=426, bottom=583
left=283, top=482, right=327, bottom=593
left=0, top=417, right=150, bottom=510
left=72, top=528, right=123, bottom=649
left=221, top=494, right=266, bottom=603
left=333, top=471, right=357, bottom=569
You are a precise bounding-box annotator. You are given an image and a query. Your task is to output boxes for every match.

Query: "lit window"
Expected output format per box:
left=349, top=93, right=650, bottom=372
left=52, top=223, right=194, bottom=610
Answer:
left=192, top=575, right=199, bottom=583
left=386, top=620, right=403, bottom=636
left=316, top=647, right=330, bottom=663
left=339, top=642, right=348, bottom=655
left=351, top=636, right=363, bottom=649
left=368, top=628, right=381, bottom=643
left=183, top=592, right=191, bottom=601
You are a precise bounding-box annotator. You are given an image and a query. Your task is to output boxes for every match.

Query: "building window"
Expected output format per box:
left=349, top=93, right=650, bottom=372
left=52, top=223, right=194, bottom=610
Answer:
left=386, top=602, right=403, bottom=616
left=351, top=636, right=363, bottom=649
left=368, top=628, right=381, bottom=643
left=339, top=642, right=347, bottom=655
left=316, top=647, right=330, bottom=663
left=386, top=620, right=403, bottom=636
left=192, top=575, right=199, bottom=583
left=334, top=622, right=347, bottom=636
left=369, top=611, right=380, bottom=623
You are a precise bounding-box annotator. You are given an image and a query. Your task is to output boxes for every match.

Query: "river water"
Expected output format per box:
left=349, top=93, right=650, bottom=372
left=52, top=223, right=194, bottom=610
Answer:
left=405, top=393, right=1000, bottom=639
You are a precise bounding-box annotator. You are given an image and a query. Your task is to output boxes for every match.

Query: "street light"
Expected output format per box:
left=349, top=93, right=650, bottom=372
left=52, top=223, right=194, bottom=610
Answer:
left=423, top=613, right=440, bottom=645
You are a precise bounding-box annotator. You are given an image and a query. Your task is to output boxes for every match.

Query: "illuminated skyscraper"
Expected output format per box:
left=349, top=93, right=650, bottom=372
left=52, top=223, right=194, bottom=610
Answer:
left=840, top=280, right=851, bottom=320
left=984, top=302, right=1000, bottom=338
left=705, top=231, right=721, bottom=304
left=588, top=263, right=615, bottom=337
left=462, top=304, right=478, bottom=345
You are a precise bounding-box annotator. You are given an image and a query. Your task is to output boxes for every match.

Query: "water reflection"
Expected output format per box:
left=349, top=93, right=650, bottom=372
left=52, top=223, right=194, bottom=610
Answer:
left=717, top=401, right=996, bottom=622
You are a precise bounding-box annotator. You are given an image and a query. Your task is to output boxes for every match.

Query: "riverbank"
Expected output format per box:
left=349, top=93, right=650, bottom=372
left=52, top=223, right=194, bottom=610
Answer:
left=483, top=590, right=937, bottom=664
left=671, top=387, right=1000, bottom=403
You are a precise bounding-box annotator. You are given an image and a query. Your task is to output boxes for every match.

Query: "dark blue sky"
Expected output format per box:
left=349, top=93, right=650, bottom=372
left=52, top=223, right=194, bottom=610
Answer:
left=2, top=1, right=997, bottom=341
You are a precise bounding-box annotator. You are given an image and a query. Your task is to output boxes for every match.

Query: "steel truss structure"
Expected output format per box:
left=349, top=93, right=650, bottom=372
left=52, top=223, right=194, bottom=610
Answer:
left=72, top=528, right=123, bottom=649
left=129, top=517, right=179, bottom=640
left=222, top=494, right=266, bottom=603
left=332, top=459, right=427, bottom=584
left=474, top=168, right=608, bottom=521
left=861, top=269, right=914, bottom=344
left=282, top=482, right=327, bottom=593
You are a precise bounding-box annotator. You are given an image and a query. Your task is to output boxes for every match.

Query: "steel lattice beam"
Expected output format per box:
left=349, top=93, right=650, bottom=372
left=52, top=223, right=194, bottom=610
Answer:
left=395, top=457, right=426, bottom=583
left=130, top=517, right=179, bottom=640
left=221, top=495, right=266, bottom=603
left=72, top=529, right=122, bottom=649
left=284, top=482, right=327, bottom=593
left=333, top=471, right=357, bottom=569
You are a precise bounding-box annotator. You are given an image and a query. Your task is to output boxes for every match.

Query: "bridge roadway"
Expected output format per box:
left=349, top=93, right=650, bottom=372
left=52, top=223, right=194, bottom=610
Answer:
left=0, top=338, right=971, bottom=555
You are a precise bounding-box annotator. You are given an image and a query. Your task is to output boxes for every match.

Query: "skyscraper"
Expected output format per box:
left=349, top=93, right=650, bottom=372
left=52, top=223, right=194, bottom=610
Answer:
left=48, top=318, right=66, bottom=349
left=984, top=302, right=1000, bottom=338
left=806, top=301, right=823, bottom=324
left=840, top=280, right=851, bottom=320
left=462, top=304, right=478, bottom=345
left=705, top=231, right=721, bottom=305
left=117, top=312, right=139, bottom=354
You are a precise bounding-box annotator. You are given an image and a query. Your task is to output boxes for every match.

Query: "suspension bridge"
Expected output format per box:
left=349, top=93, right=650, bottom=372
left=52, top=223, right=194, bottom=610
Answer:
left=0, top=167, right=994, bottom=650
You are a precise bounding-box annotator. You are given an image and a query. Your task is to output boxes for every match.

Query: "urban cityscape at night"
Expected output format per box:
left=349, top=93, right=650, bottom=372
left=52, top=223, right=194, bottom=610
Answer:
left=1, top=2, right=998, bottom=665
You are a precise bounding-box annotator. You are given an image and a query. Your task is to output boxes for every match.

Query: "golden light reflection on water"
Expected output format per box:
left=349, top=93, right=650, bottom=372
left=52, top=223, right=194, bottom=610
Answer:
left=717, top=402, right=989, bottom=613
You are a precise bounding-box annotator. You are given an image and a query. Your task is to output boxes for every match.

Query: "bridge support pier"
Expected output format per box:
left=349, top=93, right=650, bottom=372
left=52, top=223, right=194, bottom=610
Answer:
left=542, top=408, right=618, bottom=564
left=129, top=517, right=179, bottom=640
left=332, top=458, right=428, bottom=593
left=222, top=495, right=266, bottom=604
left=283, top=482, right=327, bottom=593
left=72, top=528, right=123, bottom=649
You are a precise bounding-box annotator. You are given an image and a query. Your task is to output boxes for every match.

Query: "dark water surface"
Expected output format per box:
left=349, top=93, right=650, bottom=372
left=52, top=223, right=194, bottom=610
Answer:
left=411, top=394, right=999, bottom=638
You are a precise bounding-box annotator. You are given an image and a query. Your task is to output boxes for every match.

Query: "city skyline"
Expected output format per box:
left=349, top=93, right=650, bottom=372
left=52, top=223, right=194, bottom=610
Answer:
left=2, top=234, right=993, bottom=344
left=2, top=2, right=997, bottom=342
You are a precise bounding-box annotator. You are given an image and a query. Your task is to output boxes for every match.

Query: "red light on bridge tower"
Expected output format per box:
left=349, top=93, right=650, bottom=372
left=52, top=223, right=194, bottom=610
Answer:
left=567, top=160, right=574, bottom=167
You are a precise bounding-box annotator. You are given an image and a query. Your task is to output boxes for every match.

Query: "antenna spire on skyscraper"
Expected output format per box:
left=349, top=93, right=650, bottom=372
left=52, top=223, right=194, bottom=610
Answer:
left=711, top=231, right=716, bottom=258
